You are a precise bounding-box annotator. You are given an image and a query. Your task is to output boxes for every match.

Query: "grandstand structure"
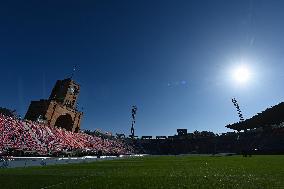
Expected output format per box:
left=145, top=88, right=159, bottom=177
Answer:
left=1, top=77, right=284, bottom=157
left=0, top=114, right=133, bottom=156
left=0, top=77, right=135, bottom=157
left=226, top=102, right=284, bottom=131
left=137, top=101, right=284, bottom=155
left=25, top=78, right=83, bottom=132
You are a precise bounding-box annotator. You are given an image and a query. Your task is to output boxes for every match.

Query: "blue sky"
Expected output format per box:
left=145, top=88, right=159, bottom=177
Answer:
left=1, top=0, right=284, bottom=136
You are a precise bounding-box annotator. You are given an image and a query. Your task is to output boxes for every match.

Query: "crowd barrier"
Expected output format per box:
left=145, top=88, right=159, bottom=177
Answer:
left=0, top=155, right=146, bottom=169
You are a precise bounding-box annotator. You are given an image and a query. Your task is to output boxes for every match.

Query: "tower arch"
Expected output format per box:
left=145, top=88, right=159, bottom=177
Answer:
left=54, top=114, right=73, bottom=131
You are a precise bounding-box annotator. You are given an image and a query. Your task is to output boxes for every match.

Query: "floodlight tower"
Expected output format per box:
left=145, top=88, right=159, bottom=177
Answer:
left=232, top=98, right=245, bottom=122
left=130, top=105, right=137, bottom=139
left=231, top=98, right=247, bottom=155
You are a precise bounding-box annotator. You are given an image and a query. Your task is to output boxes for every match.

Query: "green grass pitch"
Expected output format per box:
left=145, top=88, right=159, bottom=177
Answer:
left=0, top=155, right=283, bottom=189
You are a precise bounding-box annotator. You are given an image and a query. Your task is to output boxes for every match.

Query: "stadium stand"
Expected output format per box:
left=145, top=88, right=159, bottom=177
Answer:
left=226, top=102, right=284, bottom=131
left=137, top=127, right=284, bottom=155
left=2, top=101, right=284, bottom=157
left=0, top=114, right=133, bottom=156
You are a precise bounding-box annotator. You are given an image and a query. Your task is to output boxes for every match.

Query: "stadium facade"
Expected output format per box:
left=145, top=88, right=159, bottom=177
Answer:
left=25, top=78, right=83, bottom=132
left=226, top=102, right=284, bottom=131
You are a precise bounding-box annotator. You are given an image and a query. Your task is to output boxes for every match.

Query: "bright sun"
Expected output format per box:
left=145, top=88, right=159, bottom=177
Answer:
left=232, top=65, right=251, bottom=84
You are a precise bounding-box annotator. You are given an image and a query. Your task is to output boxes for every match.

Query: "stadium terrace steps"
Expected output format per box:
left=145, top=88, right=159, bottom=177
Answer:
left=0, top=114, right=133, bottom=156
left=22, top=122, right=43, bottom=148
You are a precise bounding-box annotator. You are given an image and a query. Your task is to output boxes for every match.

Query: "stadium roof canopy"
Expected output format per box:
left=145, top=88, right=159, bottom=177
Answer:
left=226, top=102, right=284, bottom=131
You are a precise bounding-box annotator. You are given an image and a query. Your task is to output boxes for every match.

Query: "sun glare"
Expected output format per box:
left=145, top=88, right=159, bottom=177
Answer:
left=232, top=65, right=251, bottom=85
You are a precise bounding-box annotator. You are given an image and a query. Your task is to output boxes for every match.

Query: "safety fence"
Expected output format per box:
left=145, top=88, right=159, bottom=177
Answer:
left=0, top=154, right=146, bottom=169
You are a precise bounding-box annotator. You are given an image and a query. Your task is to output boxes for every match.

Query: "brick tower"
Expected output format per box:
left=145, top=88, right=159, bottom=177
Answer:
left=25, top=78, right=83, bottom=132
